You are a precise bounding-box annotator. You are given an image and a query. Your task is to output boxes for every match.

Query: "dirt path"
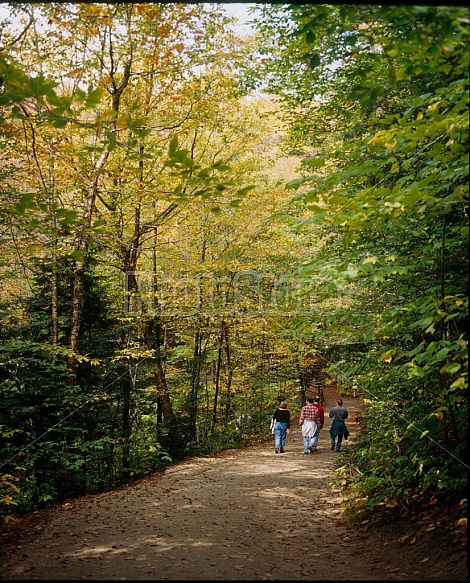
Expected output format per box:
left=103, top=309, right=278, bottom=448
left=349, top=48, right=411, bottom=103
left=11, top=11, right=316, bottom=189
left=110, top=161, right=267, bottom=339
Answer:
left=0, top=392, right=467, bottom=581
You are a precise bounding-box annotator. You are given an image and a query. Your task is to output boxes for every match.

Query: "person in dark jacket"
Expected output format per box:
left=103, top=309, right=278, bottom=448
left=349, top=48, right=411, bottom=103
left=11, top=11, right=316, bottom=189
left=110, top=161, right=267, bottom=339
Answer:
left=272, top=401, right=290, bottom=454
left=329, top=398, right=349, bottom=452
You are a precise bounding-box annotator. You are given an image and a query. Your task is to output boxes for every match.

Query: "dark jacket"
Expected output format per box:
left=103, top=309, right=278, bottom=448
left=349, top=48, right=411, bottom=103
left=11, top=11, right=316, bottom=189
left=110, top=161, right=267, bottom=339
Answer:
left=272, top=408, right=290, bottom=428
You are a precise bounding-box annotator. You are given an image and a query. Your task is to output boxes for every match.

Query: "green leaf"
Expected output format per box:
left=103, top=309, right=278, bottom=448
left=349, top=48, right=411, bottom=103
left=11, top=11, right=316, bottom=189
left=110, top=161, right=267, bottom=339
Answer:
left=213, top=162, right=231, bottom=172
left=15, top=193, right=36, bottom=213
left=286, top=178, right=303, bottom=190
left=439, top=362, right=461, bottom=374
left=237, top=185, right=256, bottom=196
left=411, top=317, right=433, bottom=330
left=310, top=54, right=321, bottom=69
left=306, top=30, right=316, bottom=44
left=85, top=86, right=103, bottom=109
left=302, top=156, right=325, bottom=168
left=168, top=136, right=179, bottom=156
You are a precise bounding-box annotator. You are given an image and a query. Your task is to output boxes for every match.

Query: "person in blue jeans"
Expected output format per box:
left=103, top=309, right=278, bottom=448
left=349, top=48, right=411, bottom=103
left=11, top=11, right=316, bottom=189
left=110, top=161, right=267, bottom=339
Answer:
left=299, top=397, right=321, bottom=454
left=272, top=401, right=290, bottom=453
left=329, top=398, right=349, bottom=452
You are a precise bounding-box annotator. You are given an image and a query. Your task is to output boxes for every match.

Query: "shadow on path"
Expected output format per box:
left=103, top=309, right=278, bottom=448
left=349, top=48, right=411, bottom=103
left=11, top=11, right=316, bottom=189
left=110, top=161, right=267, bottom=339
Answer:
left=0, top=390, right=467, bottom=581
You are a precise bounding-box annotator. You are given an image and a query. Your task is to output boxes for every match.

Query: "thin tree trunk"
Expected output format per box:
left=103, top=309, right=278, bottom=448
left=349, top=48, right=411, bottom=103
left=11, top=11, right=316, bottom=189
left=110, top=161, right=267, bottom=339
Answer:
left=67, top=145, right=109, bottom=374
left=142, top=314, right=176, bottom=426
left=121, top=371, right=132, bottom=482
left=212, top=320, right=225, bottom=431
left=223, top=322, right=233, bottom=423
left=68, top=56, right=132, bottom=375
left=51, top=267, right=58, bottom=345
left=189, top=330, right=202, bottom=444
left=47, top=155, right=59, bottom=346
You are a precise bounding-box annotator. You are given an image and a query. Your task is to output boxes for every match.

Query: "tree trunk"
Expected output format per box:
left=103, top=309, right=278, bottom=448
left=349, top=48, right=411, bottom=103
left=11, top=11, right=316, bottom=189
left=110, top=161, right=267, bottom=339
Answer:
left=121, top=371, right=132, bottom=482
left=189, top=330, right=202, bottom=443
left=51, top=266, right=58, bottom=345
left=212, top=320, right=225, bottom=431
left=68, top=56, right=132, bottom=375
left=223, top=322, right=233, bottom=423
left=67, top=146, right=109, bottom=375
left=142, top=315, right=176, bottom=426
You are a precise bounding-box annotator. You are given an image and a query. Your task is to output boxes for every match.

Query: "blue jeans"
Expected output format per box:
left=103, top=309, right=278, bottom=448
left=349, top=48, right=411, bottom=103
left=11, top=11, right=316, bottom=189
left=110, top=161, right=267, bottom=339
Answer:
left=312, top=430, right=320, bottom=449
left=274, top=422, right=288, bottom=450
left=303, top=435, right=314, bottom=452
left=302, top=431, right=320, bottom=452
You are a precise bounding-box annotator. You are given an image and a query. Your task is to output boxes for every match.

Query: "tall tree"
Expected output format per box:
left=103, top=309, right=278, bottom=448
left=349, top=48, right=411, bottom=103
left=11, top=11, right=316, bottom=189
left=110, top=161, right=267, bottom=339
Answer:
left=253, top=3, right=468, bottom=509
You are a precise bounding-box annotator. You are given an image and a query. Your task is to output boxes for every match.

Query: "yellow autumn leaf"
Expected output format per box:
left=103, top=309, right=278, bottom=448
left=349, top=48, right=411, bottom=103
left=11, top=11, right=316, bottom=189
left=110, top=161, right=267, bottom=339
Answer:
left=425, top=322, right=435, bottom=334
left=379, top=348, right=396, bottom=363
left=450, top=377, right=465, bottom=389
left=116, top=116, right=129, bottom=129
left=428, top=100, right=443, bottom=111
left=84, top=4, right=101, bottom=14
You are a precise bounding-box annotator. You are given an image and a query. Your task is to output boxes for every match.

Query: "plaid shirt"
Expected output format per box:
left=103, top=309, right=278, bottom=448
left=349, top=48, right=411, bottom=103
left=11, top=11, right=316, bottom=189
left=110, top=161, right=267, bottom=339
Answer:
left=299, top=404, right=321, bottom=426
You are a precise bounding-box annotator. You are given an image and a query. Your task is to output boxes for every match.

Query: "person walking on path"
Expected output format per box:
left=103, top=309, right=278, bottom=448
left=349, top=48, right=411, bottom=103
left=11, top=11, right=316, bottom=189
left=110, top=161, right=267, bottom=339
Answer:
left=272, top=400, right=290, bottom=453
left=299, top=397, right=321, bottom=454
left=329, top=398, right=349, bottom=452
left=312, top=396, right=324, bottom=451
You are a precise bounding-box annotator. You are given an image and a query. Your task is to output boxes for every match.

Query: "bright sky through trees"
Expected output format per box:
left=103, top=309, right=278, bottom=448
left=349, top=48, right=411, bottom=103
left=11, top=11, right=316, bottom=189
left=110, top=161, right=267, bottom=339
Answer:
left=221, top=2, right=258, bottom=35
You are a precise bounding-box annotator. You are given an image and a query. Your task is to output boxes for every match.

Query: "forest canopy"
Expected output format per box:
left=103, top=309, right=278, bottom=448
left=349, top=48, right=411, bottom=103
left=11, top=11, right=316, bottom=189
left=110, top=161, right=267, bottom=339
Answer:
left=0, top=2, right=467, bottom=527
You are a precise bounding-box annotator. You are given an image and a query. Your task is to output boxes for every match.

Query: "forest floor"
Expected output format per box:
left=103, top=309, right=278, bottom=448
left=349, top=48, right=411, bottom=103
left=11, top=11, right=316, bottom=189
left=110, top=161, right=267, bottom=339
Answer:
left=0, top=388, right=467, bottom=581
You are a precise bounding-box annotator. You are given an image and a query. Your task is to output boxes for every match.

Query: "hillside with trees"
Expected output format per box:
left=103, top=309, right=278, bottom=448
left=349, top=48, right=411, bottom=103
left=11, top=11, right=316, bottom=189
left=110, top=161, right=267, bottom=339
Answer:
left=0, top=1, right=467, bottom=538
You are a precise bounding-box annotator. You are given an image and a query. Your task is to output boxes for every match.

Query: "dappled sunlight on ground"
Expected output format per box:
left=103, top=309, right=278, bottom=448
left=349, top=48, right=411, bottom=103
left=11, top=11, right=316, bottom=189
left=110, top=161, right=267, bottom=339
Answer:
left=0, top=390, right=466, bottom=580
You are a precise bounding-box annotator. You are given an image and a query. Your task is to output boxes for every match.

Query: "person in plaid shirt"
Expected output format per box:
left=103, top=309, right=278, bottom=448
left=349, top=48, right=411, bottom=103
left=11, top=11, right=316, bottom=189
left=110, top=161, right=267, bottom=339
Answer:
left=299, top=397, right=321, bottom=454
